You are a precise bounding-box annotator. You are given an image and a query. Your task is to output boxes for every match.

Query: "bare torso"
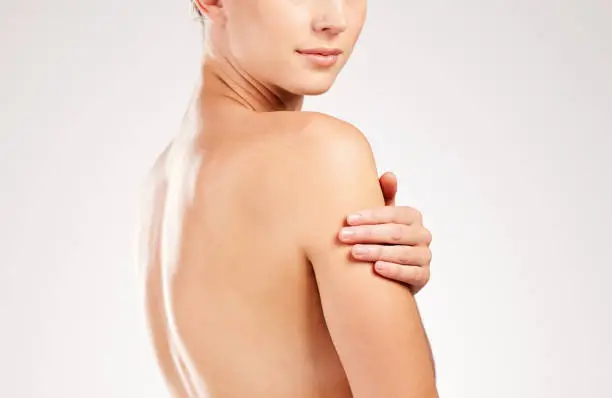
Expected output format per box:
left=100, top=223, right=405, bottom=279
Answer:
left=139, top=103, right=352, bottom=397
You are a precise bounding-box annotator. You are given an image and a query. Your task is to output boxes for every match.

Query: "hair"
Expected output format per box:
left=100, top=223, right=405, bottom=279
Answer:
left=189, top=0, right=212, bottom=52
left=190, top=0, right=206, bottom=26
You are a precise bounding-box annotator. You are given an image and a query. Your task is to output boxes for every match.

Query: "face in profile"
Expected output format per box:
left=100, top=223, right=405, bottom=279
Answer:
left=203, top=0, right=367, bottom=96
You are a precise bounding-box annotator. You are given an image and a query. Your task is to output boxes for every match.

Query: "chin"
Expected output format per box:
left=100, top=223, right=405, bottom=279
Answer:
left=301, top=84, right=333, bottom=96
left=291, top=75, right=338, bottom=96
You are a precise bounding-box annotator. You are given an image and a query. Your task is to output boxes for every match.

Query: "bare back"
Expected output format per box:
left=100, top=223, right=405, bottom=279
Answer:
left=140, top=110, right=352, bottom=397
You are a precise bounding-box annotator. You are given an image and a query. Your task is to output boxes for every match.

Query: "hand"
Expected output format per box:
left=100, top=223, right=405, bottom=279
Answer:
left=338, top=172, right=433, bottom=294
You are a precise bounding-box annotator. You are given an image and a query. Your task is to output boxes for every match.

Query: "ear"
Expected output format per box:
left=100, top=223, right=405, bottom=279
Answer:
left=193, top=0, right=224, bottom=22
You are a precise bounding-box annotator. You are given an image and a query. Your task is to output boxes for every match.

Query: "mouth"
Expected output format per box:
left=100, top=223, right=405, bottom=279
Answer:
left=297, top=48, right=344, bottom=56
left=296, top=48, right=343, bottom=67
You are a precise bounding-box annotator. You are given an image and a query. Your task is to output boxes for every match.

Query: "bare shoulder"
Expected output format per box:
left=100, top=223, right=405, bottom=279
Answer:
left=277, top=111, right=383, bottom=234
left=295, top=111, right=372, bottom=149
left=283, top=111, right=379, bottom=185
left=234, top=110, right=377, bottom=188
left=259, top=111, right=376, bottom=175
left=289, top=111, right=385, bottom=253
left=260, top=110, right=368, bottom=142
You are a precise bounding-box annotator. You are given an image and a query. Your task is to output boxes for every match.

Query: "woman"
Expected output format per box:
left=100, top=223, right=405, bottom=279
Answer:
left=140, top=0, right=437, bottom=396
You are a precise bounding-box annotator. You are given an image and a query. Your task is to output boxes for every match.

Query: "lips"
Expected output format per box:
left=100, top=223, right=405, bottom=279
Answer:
left=297, top=48, right=343, bottom=56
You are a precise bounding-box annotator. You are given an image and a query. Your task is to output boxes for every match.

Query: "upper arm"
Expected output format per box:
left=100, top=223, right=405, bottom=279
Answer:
left=298, top=115, right=437, bottom=397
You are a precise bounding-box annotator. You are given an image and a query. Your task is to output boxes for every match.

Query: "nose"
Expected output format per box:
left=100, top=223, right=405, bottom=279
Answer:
left=312, top=0, right=348, bottom=36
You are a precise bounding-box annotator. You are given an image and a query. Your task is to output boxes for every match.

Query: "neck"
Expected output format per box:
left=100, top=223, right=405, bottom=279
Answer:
left=198, top=54, right=304, bottom=113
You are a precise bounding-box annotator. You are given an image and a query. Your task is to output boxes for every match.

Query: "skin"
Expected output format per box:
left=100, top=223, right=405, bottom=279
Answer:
left=140, top=0, right=436, bottom=396
left=196, top=0, right=433, bottom=292
left=343, top=171, right=433, bottom=294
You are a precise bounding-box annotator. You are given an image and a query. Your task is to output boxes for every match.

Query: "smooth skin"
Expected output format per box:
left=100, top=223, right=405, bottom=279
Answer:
left=343, top=171, right=433, bottom=294
left=140, top=0, right=437, bottom=396
left=299, top=114, right=437, bottom=397
left=143, top=110, right=437, bottom=398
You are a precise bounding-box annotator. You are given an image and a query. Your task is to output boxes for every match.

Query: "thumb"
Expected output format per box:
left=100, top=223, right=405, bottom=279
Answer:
left=379, top=171, right=398, bottom=206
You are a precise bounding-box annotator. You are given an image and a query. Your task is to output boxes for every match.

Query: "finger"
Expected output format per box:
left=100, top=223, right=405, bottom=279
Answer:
left=346, top=206, right=423, bottom=226
left=352, top=245, right=432, bottom=266
left=374, top=261, right=430, bottom=290
left=340, top=224, right=431, bottom=246
left=378, top=172, right=397, bottom=206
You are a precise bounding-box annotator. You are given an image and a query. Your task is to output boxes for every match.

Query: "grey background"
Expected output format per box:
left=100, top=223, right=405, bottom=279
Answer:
left=1, top=1, right=611, bottom=397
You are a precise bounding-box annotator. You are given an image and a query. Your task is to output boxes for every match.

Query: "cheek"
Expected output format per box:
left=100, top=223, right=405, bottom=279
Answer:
left=225, top=19, right=253, bottom=62
left=348, top=0, right=367, bottom=41
left=227, top=19, right=301, bottom=79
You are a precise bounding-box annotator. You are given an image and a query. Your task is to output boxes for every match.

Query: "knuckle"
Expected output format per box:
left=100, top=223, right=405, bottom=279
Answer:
left=423, top=228, right=433, bottom=245
left=388, top=206, right=402, bottom=223
left=361, top=226, right=372, bottom=238
left=396, top=248, right=413, bottom=264
left=414, top=209, right=424, bottom=224
left=361, top=209, right=374, bottom=221
left=410, top=268, right=428, bottom=286
left=391, top=224, right=405, bottom=241
left=417, top=247, right=431, bottom=267
left=423, top=268, right=431, bottom=284
left=418, top=270, right=430, bottom=286
left=372, top=245, right=383, bottom=259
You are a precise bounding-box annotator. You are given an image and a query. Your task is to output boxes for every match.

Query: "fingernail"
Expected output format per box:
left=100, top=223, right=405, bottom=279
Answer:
left=341, top=229, right=356, bottom=239
left=353, top=245, right=369, bottom=255
left=347, top=214, right=362, bottom=224
left=375, top=262, right=387, bottom=272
